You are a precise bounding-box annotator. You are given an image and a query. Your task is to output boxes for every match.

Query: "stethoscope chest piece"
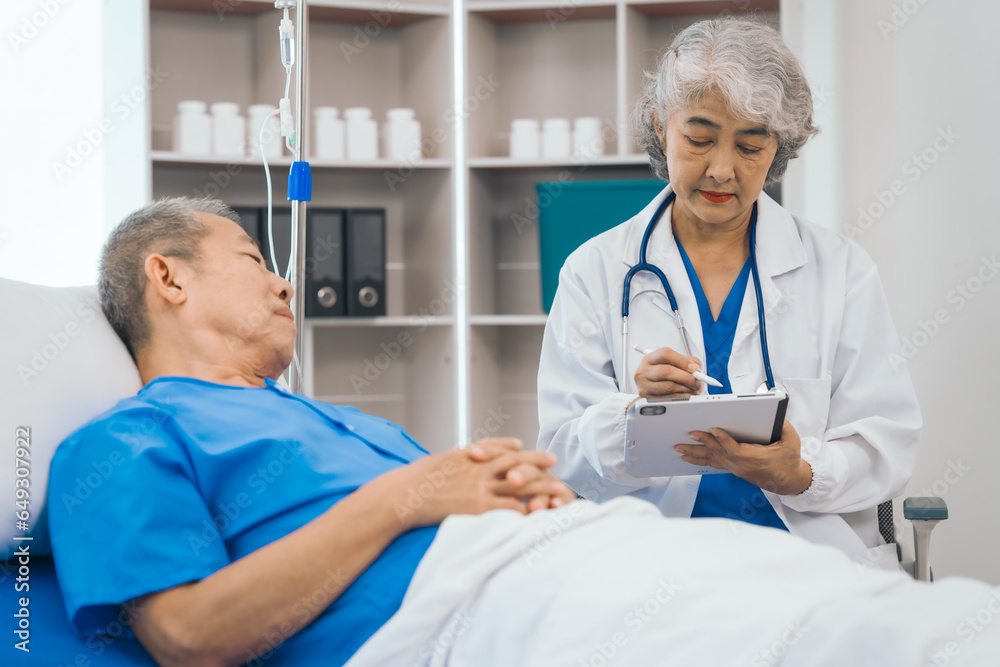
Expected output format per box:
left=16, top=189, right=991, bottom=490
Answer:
left=756, top=381, right=789, bottom=397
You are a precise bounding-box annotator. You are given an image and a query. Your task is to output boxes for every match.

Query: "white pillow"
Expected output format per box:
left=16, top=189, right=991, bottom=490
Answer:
left=0, top=278, right=142, bottom=558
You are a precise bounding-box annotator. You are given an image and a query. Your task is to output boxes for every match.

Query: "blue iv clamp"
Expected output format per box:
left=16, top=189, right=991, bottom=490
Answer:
left=288, top=160, right=312, bottom=202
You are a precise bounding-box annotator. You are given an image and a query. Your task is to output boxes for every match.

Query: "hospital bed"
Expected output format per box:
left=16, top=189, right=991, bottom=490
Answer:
left=0, top=277, right=951, bottom=665
left=1, top=279, right=158, bottom=665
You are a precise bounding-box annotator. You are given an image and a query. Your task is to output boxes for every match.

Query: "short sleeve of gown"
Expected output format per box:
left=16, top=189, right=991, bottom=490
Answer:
left=48, top=405, right=231, bottom=636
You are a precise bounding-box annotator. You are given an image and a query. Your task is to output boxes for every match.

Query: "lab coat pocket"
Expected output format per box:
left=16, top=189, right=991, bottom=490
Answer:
left=780, top=377, right=832, bottom=441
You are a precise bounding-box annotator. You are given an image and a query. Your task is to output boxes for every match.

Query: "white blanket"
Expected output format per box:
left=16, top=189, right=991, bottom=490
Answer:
left=346, top=498, right=1000, bottom=666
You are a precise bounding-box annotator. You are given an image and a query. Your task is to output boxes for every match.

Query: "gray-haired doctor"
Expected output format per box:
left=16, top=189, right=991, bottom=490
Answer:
left=537, top=17, right=921, bottom=570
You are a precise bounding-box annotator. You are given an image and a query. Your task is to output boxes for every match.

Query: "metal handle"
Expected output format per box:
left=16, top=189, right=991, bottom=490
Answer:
left=912, top=520, right=941, bottom=582
left=359, top=286, right=379, bottom=308
left=317, top=286, right=337, bottom=308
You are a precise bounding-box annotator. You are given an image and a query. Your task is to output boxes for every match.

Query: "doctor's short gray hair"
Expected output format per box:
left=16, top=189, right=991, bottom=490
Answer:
left=633, top=17, right=818, bottom=185
left=99, top=196, right=239, bottom=360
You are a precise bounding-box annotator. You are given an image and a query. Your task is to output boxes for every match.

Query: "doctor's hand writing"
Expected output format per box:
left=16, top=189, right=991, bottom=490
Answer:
left=382, top=438, right=576, bottom=530
left=634, top=346, right=704, bottom=399
left=674, top=421, right=813, bottom=496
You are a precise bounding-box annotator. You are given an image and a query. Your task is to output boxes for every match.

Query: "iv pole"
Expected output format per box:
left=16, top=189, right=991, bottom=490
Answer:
left=284, top=0, right=310, bottom=394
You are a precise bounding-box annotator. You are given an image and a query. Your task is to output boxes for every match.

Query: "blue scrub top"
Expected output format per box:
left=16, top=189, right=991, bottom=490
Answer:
left=48, top=376, right=438, bottom=666
left=675, top=238, right=787, bottom=531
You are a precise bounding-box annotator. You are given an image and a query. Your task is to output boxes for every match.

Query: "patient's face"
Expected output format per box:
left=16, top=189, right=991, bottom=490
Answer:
left=182, top=213, right=296, bottom=378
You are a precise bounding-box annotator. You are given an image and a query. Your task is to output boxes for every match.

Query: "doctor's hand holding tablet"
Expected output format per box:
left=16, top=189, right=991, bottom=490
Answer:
left=632, top=344, right=812, bottom=496
left=537, top=16, right=922, bottom=567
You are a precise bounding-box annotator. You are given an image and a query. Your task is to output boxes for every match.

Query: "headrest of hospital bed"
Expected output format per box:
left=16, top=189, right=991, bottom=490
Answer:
left=0, top=278, right=142, bottom=559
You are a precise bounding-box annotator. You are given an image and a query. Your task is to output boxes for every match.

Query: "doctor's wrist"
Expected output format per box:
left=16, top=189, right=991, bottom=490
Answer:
left=787, top=459, right=814, bottom=496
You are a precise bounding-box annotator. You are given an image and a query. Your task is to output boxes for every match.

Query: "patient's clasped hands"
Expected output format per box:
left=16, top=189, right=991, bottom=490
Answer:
left=382, top=438, right=577, bottom=530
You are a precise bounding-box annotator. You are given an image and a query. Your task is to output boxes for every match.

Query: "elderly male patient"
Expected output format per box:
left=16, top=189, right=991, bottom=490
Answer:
left=48, top=197, right=575, bottom=667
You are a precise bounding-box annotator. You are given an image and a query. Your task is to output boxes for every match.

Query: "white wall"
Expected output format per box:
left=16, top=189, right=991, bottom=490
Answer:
left=781, top=0, right=839, bottom=233
left=790, top=0, right=1000, bottom=583
left=101, top=0, right=152, bottom=235
left=0, top=0, right=147, bottom=287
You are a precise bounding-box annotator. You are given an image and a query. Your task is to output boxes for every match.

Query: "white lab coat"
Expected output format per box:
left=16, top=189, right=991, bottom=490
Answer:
left=537, top=185, right=921, bottom=570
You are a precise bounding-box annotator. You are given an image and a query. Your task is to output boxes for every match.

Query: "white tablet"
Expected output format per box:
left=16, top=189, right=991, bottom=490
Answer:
left=624, top=390, right=789, bottom=478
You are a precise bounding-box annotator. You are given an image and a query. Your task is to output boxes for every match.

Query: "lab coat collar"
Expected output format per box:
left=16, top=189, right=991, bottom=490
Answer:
left=620, top=184, right=675, bottom=269
left=754, top=189, right=809, bottom=283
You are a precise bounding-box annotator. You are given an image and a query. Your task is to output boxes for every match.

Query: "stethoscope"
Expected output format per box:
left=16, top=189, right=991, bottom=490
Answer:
left=621, top=191, right=780, bottom=395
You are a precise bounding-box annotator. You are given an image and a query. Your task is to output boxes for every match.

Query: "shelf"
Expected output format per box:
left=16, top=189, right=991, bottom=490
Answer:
left=152, top=151, right=293, bottom=168
left=152, top=151, right=451, bottom=170
left=306, top=315, right=455, bottom=327
left=310, top=157, right=451, bottom=169
left=466, top=13, right=617, bottom=158
left=150, top=10, right=453, bottom=159
left=469, top=154, right=650, bottom=171
left=625, top=0, right=779, bottom=19
left=468, top=0, right=616, bottom=23
left=153, top=167, right=454, bottom=318
left=465, top=0, right=778, bottom=20
left=310, top=323, right=455, bottom=451
left=150, top=0, right=448, bottom=26
left=468, top=165, right=658, bottom=320
left=152, top=0, right=775, bottom=22
left=470, top=314, right=548, bottom=326
left=469, top=325, right=545, bottom=448
left=148, top=0, right=784, bottom=449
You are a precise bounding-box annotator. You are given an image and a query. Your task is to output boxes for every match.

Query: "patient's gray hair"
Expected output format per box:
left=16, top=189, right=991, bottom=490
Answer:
left=633, top=17, right=818, bottom=185
left=99, top=197, right=239, bottom=359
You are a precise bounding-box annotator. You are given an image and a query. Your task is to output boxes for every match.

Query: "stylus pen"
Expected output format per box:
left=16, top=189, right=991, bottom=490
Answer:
left=633, top=344, right=724, bottom=388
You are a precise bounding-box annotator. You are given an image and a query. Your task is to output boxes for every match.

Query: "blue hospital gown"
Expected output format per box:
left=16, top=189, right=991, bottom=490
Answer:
left=48, top=376, right=438, bottom=665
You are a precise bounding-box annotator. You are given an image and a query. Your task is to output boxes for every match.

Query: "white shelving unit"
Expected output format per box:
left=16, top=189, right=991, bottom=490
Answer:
left=151, top=150, right=452, bottom=170
left=144, top=0, right=779, bottom=453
